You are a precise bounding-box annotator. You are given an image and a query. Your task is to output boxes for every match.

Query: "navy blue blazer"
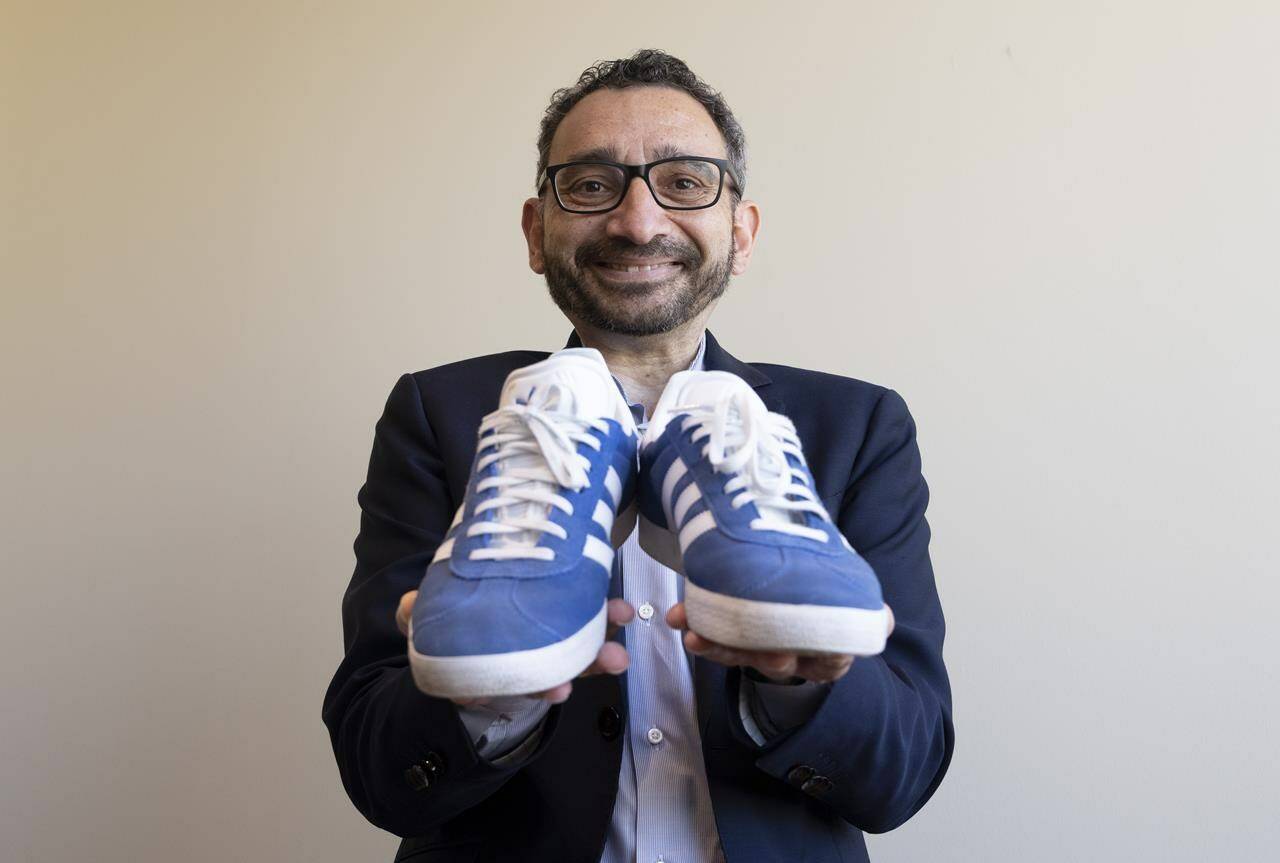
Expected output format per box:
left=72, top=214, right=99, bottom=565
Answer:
left=322, top=329, right=953, bottom=863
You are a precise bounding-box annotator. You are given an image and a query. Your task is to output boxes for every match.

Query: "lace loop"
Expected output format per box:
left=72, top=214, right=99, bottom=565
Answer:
left=678, top=389, right=830, bottom=541
left=466, top=384, right=609, bottom=560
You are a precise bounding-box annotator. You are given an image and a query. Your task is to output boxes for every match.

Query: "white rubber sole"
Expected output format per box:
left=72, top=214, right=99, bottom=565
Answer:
left=408, top=601, right=607, bottom=699
left=639, top=515, right=889, bottom=656
left=684, top=580, right=889, bottom=656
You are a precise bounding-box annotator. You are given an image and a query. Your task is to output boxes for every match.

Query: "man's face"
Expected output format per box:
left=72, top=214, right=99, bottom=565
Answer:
left=522, top=86, right=757, bottom=337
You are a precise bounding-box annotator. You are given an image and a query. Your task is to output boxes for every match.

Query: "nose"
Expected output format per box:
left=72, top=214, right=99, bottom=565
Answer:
left=603, top=176, right=671, bottom=246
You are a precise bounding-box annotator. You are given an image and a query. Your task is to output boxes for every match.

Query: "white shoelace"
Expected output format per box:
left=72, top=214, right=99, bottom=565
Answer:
left=467, top=384, right=609, bottom=561
left=678, top=388, right=831, bottom=541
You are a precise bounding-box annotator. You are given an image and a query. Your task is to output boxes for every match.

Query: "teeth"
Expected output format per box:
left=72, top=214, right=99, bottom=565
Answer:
left=599, top=262, right=676, bottom=272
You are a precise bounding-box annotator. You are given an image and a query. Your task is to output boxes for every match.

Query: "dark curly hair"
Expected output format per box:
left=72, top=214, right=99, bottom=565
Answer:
left=535, top=49, right=747, bottom=206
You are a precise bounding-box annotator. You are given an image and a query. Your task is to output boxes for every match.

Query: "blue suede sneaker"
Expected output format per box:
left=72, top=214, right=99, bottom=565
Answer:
left=408, top=348, right=638, bottom=699
left=637, top=370, right=889, bottom=657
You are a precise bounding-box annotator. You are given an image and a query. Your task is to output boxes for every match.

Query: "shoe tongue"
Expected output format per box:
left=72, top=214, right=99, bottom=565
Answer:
left=499, top=347, right=617, bottom=419
left=488, top=348, right=616, bottom=551
left=751, top=457, right=806, bottom=529
left=673, top=370, right=753, bottom=412
left=676, top=373, right=805, bottom=529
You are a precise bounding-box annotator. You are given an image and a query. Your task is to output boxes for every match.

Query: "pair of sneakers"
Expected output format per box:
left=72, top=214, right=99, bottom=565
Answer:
left=408, top=348, right=890, bottom=701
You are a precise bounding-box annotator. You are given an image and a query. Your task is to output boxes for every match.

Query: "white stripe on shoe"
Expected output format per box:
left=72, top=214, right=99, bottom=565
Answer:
left=678, top=510, right=715, bottom=553
left=593, top=498, right=615, bottom=534
left=672, top=481, right=701, bottom=529
left=661, top=459, right=687, bottom=525
left=604, top=466, right=622, bottom=509
left=583, top=534, right=615, bottom=571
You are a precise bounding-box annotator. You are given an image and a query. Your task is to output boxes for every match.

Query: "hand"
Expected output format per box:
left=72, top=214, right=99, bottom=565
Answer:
left=665, top=602, right=895, bottom=684
left=395, top=590, right=634, bottom=707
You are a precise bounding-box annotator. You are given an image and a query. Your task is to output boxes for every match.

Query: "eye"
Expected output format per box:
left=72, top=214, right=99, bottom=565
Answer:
left=559, top=171, right=622, bottom=201
left=668, top=175, right=710, bottom=189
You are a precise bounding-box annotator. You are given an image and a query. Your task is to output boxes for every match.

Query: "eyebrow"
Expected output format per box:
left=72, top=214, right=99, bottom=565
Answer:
left=561, top=143, right=704, bottom=163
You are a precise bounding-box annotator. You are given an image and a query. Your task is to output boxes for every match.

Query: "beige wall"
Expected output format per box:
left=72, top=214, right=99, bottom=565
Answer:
left=4, top=2, right=1278, bottom=861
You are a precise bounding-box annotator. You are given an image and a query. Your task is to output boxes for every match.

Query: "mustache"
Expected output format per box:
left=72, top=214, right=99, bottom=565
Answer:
left=574, top=238, right=700, bottom=268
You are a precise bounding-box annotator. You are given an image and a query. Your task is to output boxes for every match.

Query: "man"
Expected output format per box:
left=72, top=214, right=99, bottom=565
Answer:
left=322, top=49, right=953, bottom=862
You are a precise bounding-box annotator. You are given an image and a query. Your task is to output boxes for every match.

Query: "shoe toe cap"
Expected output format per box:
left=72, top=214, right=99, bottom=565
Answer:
left=411, top=563, right=605, bottom=657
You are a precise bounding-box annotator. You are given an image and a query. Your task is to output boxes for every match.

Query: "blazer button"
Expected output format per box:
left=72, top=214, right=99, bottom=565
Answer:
left=597, top=706, right=622, bottom=741
left=404, top=764, right=431, bottom=792
left=801, top=775, right=835, bottom=795
left=786, top=765, right=816, bottom=787
left=404, top=750, right=447, bottom=792
left=421, top=750, right=446, bottom=777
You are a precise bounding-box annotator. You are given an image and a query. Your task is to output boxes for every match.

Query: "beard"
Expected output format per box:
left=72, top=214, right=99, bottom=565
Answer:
left=542, top=232, right=734, bottom=337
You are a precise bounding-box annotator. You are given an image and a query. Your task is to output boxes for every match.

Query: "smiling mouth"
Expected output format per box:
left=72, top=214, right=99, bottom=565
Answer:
left=594, top=259, right=683, bottom=272
left=590, top=260, right=685, bottom=283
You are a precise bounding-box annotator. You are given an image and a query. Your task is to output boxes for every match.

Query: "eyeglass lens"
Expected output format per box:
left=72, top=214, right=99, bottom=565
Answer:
left=555, top=160, right=722, bottom=211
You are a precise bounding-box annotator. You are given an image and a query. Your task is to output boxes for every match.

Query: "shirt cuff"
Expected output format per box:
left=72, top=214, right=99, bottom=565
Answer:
left=739, top=674, right=832, bottom=744
left=456, top=695, right=552, bottom=764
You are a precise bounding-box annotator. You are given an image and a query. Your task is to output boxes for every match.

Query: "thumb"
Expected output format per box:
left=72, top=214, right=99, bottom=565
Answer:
left=396, top=590, right=418, bottom=638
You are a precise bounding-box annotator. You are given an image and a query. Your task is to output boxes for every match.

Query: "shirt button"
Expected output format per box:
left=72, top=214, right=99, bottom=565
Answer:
left=646, top=727, right=664, bottom=745
left=638, top=602, right=654, bottom=621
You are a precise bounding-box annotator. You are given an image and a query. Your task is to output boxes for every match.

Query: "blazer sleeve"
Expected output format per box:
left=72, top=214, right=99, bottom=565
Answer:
left=723, top=387, right=955, bottom=833
left=321, top=373, right=565, bottom=837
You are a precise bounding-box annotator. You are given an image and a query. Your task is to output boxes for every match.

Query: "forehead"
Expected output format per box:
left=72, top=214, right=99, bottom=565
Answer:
left=548, top=85, right=727, bottom=164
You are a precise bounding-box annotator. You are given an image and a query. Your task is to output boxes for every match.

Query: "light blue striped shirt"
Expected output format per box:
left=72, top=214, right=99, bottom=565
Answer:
left=457, top=332, right=830, bottom=862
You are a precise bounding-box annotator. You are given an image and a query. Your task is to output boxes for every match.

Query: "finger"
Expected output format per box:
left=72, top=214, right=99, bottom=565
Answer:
left=795, top=655, right=853, bottom=683
left=450, top=696, right=491, bottom=708
left=753, top=654, right=799, bottom=679
left=686, top=642, right=744, bottom=669
left=533, top=682, right=571, bottom=703
left=580, top=641, right=630, bottom=677
left=395, top=590, right=418, bottom=637
left=684, top=631, right=785, bottom=669
left=684, top=631, right=777, bottom=671
left=684, top=630, right=754, bottom=663
left=683, top=629, right=715, bottom=654
left=801, top=651, right=854, bottom=669
left=738, top=647, right=799, bottom=677
left=605, top=598, right=636, bottom=637
left=665, top=602, right=687, bottom=630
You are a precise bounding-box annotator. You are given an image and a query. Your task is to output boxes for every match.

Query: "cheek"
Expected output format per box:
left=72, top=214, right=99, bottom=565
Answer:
left=695, top=233, right=729, bottom=266
left=697, top=213, right=736, bottom=261
left=547, top=223, right=599, bottom=261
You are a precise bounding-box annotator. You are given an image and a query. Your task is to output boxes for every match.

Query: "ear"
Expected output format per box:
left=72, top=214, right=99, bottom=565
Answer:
left=521, top=196, right=546, bottom=274
left=729, top=198, right=761, bottom=275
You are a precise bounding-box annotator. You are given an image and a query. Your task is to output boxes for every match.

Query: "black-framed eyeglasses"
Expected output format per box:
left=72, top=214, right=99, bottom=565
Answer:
left=537, top=156, right=739, bottom=214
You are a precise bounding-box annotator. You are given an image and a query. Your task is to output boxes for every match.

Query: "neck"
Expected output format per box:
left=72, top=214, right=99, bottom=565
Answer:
left=567, top=309, right=713, bottom=418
